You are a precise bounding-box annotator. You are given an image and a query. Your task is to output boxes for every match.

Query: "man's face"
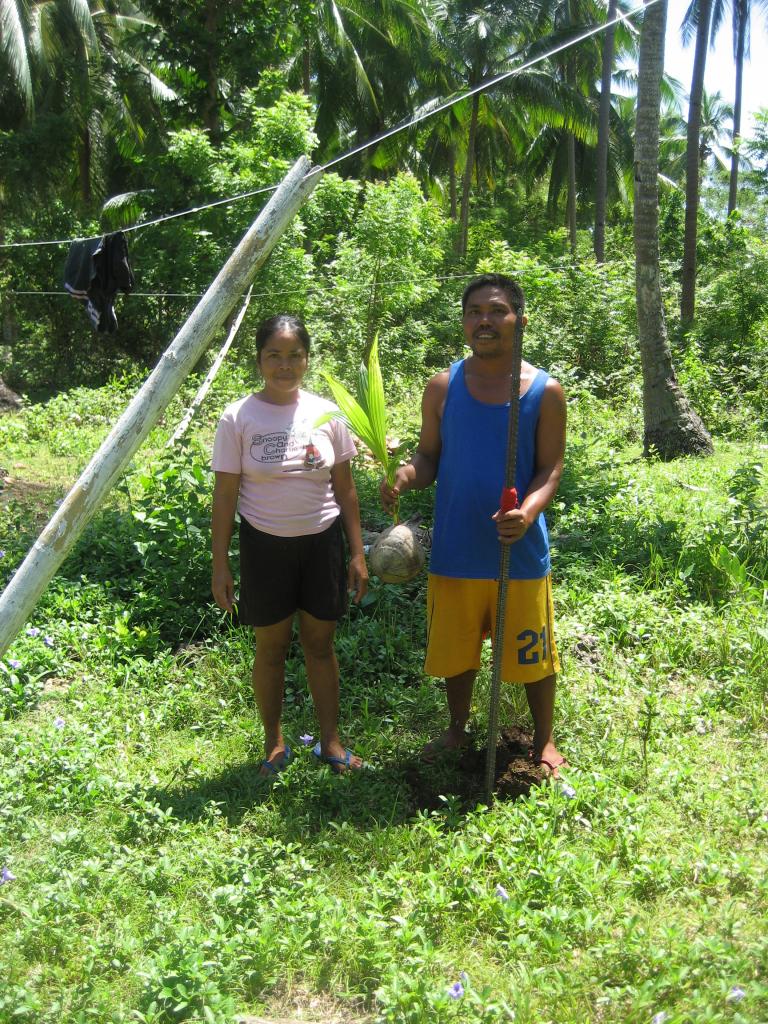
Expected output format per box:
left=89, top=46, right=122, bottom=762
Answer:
left=462, top=286, right=525, bottom=359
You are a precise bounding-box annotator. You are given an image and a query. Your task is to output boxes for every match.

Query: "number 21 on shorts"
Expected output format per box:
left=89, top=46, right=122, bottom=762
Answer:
left=517, top=625, right=548, bottom=665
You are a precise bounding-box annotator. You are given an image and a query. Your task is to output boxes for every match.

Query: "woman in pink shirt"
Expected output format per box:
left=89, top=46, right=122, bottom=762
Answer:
left=211, top=314, right=368, bottom=776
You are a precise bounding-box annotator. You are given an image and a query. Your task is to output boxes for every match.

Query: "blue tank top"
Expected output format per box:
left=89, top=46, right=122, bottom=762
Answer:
left=429, top=359, right=551, bottom=580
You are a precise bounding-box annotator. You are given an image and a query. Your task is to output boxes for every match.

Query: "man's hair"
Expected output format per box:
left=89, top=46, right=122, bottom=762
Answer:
left=461, top=273, right=525, bottom=313
left=255, top=313, right=311, bottom=357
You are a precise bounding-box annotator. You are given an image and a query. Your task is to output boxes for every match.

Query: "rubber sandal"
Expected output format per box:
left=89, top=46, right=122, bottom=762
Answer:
left=259, top=744, right=293, bottom=777
left=311, top=741, right=360, bottom=773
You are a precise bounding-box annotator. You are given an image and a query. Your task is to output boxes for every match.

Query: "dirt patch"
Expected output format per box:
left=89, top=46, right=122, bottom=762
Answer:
left=402, top=725, right=550, bottom=812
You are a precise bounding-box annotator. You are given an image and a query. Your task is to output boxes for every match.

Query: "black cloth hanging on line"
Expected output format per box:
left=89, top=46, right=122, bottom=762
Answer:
left=63, top=231, right=135, bottom=333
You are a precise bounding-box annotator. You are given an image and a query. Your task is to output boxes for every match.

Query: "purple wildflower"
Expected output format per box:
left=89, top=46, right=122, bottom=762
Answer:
left=53, top=716, right=65, bottom=730
left=299, top=733, right=314, bottom=746
left=8, top=659, right=21, bottom=670
left=26, top=627, right=40, bottom=638
left=651, top=1013, right=668, bottom=1024
left=447, top=982, right=464, bottom=1000
left=727, top=987, right=746, bottom=1003
left=44, top=636, right=54, bottom=648
left=0, top=550, right=5, bottom=558
left=495, top=883, right=510, bottom=902
left=0, top=867, right=16, bottom=884
left=560, top=782, right=577, bottom=799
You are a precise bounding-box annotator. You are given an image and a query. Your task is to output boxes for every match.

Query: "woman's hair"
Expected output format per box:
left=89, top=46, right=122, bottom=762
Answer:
left=255, top=314, right=311, bottom=358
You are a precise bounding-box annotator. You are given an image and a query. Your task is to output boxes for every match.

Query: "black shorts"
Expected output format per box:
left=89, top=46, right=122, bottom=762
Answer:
left=238, top=516, right=348, bottom=627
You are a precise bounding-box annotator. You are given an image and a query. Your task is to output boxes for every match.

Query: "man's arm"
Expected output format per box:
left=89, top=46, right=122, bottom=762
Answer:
left=380, top=371, right=447, bottom=513
left=211, top=471, right=241, bottom=611
left=493, top=378, right=566, bottom=544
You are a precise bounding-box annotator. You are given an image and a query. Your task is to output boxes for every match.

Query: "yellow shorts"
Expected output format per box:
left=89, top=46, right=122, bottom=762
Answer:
left=424, top=574, right=560, bottom=684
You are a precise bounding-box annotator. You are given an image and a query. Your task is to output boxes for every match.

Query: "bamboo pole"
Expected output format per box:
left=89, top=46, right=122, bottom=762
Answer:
left=167, top=285, right=253, bottom=446
left=0, top=157, right=320, bottom=657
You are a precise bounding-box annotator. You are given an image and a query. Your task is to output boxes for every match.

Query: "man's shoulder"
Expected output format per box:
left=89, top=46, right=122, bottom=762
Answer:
left=423, top=368, right=451, bottom=407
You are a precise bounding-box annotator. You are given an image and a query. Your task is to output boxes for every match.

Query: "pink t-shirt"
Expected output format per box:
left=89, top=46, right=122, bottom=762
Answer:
left=212, top=390, right=357, bottom=537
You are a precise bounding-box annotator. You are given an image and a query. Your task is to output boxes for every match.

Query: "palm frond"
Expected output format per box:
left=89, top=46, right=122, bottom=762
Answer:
left=0, top=0, right=33, bottom=110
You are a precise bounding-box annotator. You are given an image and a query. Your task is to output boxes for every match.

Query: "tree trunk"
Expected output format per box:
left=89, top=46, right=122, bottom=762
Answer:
left=680, top=0, right=712, bottom=327
left=594, top=0, right=617, bottom=262
left=449, top=146, right=458, bottom=220
left=457, top=93, right=479, bottom=257
left=0, top=376, right=23, bottom=413
left=302, top=43, right=311, bottom=95
left=566, top=131, right=577, bottom=253
left=79, top=126, right=92, bottom=206
left=634, top=0, right=713, bottom=459
left=203, top=0, right=220, bottom=142
left=727, top=1, right=746, bottom=215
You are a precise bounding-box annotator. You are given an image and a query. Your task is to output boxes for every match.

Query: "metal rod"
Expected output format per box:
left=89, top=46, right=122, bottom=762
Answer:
left=0, top=157, right=320, bottom=657
left=484, top=308, right=525, bottom=806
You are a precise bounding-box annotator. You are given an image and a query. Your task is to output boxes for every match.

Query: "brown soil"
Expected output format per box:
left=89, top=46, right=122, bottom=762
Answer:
left=401, top=725, right=551, bottom=813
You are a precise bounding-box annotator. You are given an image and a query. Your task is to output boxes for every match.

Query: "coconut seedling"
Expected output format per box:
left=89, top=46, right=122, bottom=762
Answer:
left=317, top=336, right=425, bottom=584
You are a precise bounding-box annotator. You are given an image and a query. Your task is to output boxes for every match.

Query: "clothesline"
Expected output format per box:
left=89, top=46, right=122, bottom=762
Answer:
left=2, top=261, right=629, bottom=301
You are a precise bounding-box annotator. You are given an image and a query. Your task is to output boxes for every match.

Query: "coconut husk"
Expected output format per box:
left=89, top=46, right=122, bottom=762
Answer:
left=369, top=521, right=426, bottom=584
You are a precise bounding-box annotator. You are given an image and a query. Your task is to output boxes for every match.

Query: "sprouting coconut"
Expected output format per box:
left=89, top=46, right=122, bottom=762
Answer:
left=316, top=335, right=426, bottom=584
left=369, top=522, right=426, bottom=583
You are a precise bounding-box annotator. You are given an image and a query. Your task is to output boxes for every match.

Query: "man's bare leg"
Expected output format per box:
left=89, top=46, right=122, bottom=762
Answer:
left=422, top=669, right=477, bottom=758
left=524, top=673, right=566, bottom=776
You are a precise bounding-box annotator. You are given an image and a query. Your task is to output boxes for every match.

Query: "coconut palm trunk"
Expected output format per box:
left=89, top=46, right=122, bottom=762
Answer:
left=634, top=0, right=713, bottom=458
left=566, top=131, right=577, bottom=252
left=458, top=92, right=480, bottom=257
left=202, top=0, right=221, bottom=143
left=727, top=0, right=747, bottom=215
left=680, top=0, right=713, bottom=326
left=594, top=0, right=617, bottom=262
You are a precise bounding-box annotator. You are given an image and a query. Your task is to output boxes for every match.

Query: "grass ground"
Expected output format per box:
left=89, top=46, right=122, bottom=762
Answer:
left=1, top=373, right=767, bottom=1024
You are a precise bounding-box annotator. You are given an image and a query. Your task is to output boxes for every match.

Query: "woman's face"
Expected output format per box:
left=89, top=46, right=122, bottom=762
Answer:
left=258, top=328, right=309, bottom=401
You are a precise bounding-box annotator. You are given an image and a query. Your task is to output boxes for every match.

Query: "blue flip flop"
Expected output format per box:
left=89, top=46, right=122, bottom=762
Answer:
left=311, top=741, right=359, bottom=773
left=260, top=744, right=293, bottom=777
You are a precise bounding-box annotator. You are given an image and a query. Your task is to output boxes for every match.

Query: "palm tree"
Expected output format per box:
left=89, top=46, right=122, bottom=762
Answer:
left=0, top=1, right=172, bottom=206
left=426, top=0, right=594, bottom=256
left=679, top=0, right=713, bottom=326
left=634, top=0, right=713, bottom=457
left=594, top=0, right=618, bottom=261
left=656, top=88, right=732, bottom=182
left=0, top=0, right=100, bottom=120
left=524, top=0, right=633, bottom=252
left=285, top=0, right=430, bottom=168
left=726, top=0, right=768, bottom=214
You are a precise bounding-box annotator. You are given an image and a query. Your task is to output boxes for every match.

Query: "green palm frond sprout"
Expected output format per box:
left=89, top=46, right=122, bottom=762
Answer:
left=316, top=335, right=403, bottom=523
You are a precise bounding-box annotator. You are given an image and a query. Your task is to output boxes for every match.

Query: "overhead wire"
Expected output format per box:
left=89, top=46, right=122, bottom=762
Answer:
left=3, top=260, right=633, bottom=301
left=0, top=0, right=656, bottom=253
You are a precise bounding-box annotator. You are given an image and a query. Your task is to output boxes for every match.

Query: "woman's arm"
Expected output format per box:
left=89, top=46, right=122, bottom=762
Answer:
left=330, top=459, right=369, bottom=604
left=211, top=471, right=241, bottom=612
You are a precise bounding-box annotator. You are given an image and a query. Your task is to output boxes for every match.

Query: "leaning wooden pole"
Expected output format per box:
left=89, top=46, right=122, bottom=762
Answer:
left=167, top=285, right=254, bottom=446
left=0, top=157, right=320, bottom=657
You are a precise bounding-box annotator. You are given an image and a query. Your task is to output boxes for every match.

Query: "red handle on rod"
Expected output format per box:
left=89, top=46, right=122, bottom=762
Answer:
left=500, top=486, right=518, bottom=513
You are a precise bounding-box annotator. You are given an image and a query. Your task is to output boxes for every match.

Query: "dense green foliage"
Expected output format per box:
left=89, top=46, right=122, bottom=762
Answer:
left=1, top=363, right=767, bottom=1022
left=1, top=2, right=768, bottom=1021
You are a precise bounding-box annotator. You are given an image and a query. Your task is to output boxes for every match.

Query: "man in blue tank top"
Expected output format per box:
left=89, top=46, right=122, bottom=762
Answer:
left=381, top=274, right=567, bottom=775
